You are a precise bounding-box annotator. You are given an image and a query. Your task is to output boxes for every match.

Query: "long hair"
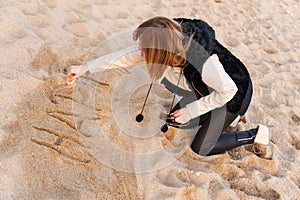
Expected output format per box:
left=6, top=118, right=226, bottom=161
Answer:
left=133, top=16, right=191, bottom=81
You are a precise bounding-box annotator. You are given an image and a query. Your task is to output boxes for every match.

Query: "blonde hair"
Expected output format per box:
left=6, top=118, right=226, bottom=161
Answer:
left=133, top=16, right=191, bottom=81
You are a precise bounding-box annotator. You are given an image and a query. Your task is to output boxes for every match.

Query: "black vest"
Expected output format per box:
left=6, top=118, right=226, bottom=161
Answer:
left=171, top=18, right=251, bottom=114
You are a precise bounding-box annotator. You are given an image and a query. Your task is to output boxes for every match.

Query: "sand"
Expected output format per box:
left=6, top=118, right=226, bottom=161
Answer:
left=0, top=0, right=299, bottom=199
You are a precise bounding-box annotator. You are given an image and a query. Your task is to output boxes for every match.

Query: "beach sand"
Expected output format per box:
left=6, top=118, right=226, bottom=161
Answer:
left=0, top=0, right=299, bottom=199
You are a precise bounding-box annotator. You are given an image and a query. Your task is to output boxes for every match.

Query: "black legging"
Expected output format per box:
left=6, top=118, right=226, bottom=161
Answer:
left=169, top=80, right=255, bottom=156
left=190, top=106, right=256, bottom=156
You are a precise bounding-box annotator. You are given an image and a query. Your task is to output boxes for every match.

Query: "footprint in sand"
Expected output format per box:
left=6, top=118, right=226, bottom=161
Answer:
left=118, top=11, right=129, bottom=19
left=43, top=0, right=57, bottom=9
left=27, top=15, right=50, bottom=28
left=155, top=168, right=191, bottom=188
left=210, top=164, right=246, bottom=181
left=289, top=133, right=300, bottom=150
left=30, top=45, right=61, bottom=75
left=230, top=178, right=280, bottom=199
left=175, top=169, right=208, bottom=187
left=63, top=23, right=89, bottom=38
left=225, top=37, right=240, bottom=47
left=18, top=1, right=39, bottom=16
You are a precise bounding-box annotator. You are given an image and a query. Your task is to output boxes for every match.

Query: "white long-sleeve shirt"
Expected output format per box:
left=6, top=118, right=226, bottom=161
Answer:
left=86, top=45, right=238, bottom=118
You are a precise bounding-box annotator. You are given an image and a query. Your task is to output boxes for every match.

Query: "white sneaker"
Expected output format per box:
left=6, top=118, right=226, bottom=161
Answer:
left=252, top=124, right=273, bottom=160
left=254, top=124, right=270, bottom=145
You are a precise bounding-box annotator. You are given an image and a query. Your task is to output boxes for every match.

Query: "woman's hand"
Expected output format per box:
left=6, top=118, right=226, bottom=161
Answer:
left=170, top=107, right=192, bottom=124
left=65, top=65, right=88, bottom=83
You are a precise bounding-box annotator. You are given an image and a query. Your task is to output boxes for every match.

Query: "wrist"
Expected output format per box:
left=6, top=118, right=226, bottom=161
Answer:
left=183, top=107, right=192, bottom=121
left=185, top=102, right=199, bottom=119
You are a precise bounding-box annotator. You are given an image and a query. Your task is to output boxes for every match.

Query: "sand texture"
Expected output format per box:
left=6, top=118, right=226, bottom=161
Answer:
left=0, top=0, right=299, bottom=199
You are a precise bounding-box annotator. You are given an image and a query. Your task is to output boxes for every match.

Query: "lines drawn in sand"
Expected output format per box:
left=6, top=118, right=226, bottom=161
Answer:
left=30, top=80, right=109, bottom=167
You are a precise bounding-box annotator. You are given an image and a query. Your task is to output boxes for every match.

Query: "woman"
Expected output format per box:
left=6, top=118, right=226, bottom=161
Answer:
left=66, top=16, right=272, bottom=159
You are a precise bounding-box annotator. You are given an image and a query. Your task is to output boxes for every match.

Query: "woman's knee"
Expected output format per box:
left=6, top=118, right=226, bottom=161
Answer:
left=190, top=144, right=209, bottom=156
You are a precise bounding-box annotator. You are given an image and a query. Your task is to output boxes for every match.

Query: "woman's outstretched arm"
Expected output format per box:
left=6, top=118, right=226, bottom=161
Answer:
left=66, top=45, right=143, bottom=82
